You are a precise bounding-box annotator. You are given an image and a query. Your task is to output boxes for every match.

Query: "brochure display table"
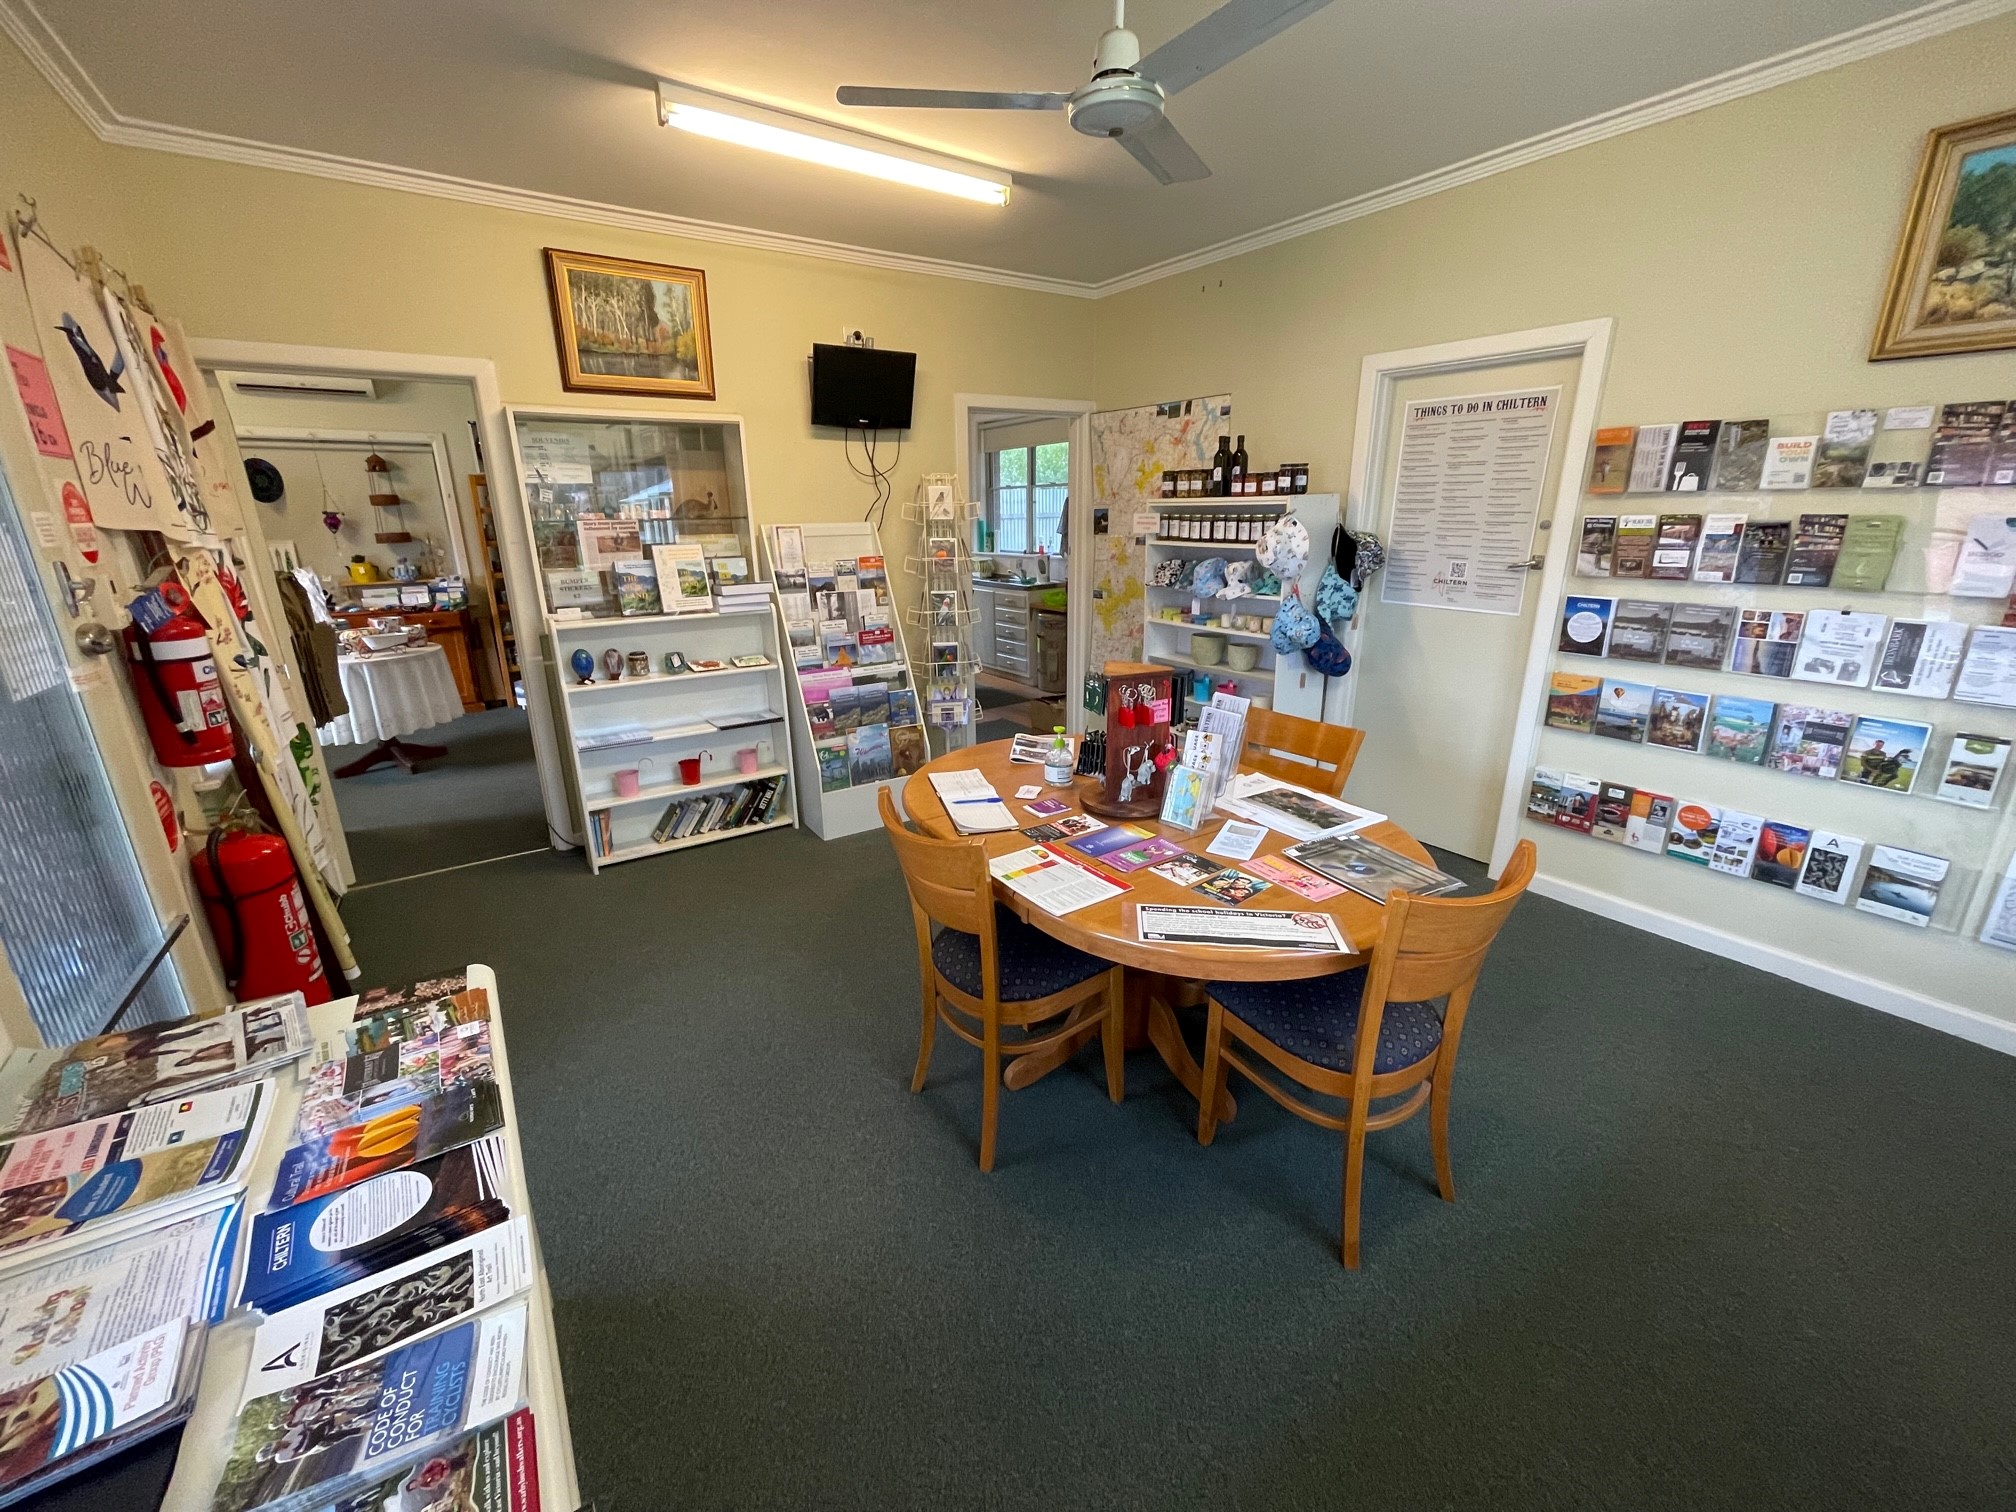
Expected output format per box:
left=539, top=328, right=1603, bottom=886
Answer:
left=900, top=740, right=1434, bottom=1120
left=161, top=964, right=581, bottom=1512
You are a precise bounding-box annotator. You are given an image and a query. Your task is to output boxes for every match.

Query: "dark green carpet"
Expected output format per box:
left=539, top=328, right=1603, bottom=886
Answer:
left=47, top=826, right=2016, bottom=1510
left=322, top=706, right=549, bottom=884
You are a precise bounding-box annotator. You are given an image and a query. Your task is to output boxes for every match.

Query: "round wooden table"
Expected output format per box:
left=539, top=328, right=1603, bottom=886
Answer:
left=902, top=739, right=1436, bottom=1119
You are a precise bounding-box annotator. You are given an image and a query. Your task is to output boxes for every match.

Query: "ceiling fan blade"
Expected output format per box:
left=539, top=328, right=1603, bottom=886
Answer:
left=836, top=86, right=1067, bottom=110
left=1116, top=116, right=1211, bottom=185
left=1136, top=0, right=1336, bottom=97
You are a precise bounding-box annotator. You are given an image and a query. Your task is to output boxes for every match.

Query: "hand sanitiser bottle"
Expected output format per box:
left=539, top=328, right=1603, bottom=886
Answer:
left=1044, top=727, right=1074, bottom=788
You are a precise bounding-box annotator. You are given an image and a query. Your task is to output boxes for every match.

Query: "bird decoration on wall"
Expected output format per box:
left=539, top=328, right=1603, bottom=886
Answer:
left=54, top=312, right=124, bottom=409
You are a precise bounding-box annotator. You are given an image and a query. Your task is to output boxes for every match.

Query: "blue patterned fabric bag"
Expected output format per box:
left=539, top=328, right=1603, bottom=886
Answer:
left=1191, top=557, right=1228, bottom=597
left=1270, top=587, right=1320, bottom=655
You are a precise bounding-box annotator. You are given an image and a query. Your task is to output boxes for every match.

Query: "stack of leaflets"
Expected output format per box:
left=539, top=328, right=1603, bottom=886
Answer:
left=1160, top=692, right=1249, bottom=831
left=1285, top=834, right=1466, bottom=904
left=209, top=1302, right=529, bottom=1512
left=301, top=1409, right=541, bottom=1512
left=1215, top=773, right=1384, bottom=842
left=0, top=993, right=310, bottom=1137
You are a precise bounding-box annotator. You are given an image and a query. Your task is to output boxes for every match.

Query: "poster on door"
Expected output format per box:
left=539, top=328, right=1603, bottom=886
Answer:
left=1380, top=387, right=1559, bottom=616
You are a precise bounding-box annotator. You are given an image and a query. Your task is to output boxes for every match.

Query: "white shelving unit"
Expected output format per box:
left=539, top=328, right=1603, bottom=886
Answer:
left=1141, top=493, right=1340, bottom=721
left=503, top=408, right=798, bottom=871
left=761, top=519, right=921, bottom=840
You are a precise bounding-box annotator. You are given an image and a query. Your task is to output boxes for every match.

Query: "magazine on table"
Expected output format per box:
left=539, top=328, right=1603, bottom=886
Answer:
left=210, top=1303, right=529, bottom=1512
left=267, top=1072, right=505, bottom=1213
left=242, top=1135, right=512, bottom=1314
left=240, top=1220, right=533, bottom=1408
left=988, top=847, right=1127, bottom=917
left=1284, top=834, right=1465, bottom=905
left=927, top=770, right=1017, bottom=833
left=300, top=1015, right=497, bottom=1138
left=0, top=1081, right=270, bottom=1264
left=1133, top=905, right=1348, bottom=953
left=0, top=994, right=309, bottom=1139
left=1215, top=774, right=1384, bottom=842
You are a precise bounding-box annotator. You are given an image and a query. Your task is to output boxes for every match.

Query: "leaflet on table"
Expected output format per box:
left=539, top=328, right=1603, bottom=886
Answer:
left=240, top=1219, right=533, bottom=1407
left=336, top=983, right=491, bottom=1061
left=0, top=1081, right=269, bottom=1263
left=1133, top=905, right=1348, bottom=953
left=304, top=1409, right=540, bottom=1512
left=1203, top=820, right=1268, bottom=861
left=0, top=1203, right=238, bottom=1394
left=1243, top=853, right=1347, bottom=901
left=268, top=1075, right=505, bottom=1212
left=987, top=847, right=1127, bottom=916
left=0, top=1317, right=192, bottom=1503
left=1008, top=732, right=1073, bottom=764
left=210, top=1302, right=529, bottom=1512
left=1214, top=774, right=1384, bottom=842
left=297, top=1017, right=497, bottom=1141
left=1285, top=835, right=1466, bottom=904
left=0, top=994, right=309, bottom=1139
left=242, top=1135, right=511, bottom=1314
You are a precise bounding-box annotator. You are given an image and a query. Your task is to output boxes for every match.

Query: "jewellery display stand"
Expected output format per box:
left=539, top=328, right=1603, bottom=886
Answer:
left=503, top=407, right=799, bottom=871
left=1083, top=661, right=1176, bottom=818
left=903, top=475, right=981, bottom=752
left=763, top=519, right=921, bottom=839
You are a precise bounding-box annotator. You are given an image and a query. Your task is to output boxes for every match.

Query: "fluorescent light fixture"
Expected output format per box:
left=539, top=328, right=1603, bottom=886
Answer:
left=658, top=81, right=1010, bottom=206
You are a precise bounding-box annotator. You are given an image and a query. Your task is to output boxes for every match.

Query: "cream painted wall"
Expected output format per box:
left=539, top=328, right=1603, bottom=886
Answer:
left=1093, top=11, right=2016, bottom=1030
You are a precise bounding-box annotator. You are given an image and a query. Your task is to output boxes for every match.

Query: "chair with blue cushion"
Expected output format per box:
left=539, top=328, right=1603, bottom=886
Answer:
left=880, top=789, right=1124, bottom=1172
left=1196, top=840, right=1535, bottom=1268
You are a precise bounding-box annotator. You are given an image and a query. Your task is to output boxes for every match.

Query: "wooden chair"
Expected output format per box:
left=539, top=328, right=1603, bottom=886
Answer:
left=1196, top=840, right=1536, bottom=1267
left=1239, top=707, right=1365, bottom=796
left=879, top=789, right=1125, bottom=1172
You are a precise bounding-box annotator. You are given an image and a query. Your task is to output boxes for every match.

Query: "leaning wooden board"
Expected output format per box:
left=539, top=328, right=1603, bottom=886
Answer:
left=161, top=964, right=581, bottom=1512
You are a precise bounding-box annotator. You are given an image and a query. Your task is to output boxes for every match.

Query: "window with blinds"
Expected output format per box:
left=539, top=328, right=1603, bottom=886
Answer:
left=0, top=456, right=186, bottom=1043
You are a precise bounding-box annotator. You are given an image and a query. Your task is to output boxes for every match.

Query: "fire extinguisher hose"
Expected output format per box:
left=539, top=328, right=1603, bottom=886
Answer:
left=202, top=827, right=246, bottom=987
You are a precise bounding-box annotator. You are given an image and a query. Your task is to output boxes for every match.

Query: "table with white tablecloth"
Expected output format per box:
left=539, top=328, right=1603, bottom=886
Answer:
left=317, top=643, right=465, bottom=773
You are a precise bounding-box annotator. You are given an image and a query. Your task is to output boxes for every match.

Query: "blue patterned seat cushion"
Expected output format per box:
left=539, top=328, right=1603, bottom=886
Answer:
left=932, top=908, right=1110, bottom=1002
left=1208, top=970, right=1442, bottom=1075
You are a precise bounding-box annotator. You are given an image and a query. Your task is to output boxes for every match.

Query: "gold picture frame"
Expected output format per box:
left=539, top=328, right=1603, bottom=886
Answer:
left=1871, top=108, right=2016, bottom=361
left=543, top=248, right=716, bottom=398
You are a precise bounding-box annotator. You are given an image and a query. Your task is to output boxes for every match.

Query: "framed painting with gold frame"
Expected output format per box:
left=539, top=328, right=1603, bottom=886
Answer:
left=1871, top=108, right=2016, bottom=361
left=543, top=248, right=716, bottom=398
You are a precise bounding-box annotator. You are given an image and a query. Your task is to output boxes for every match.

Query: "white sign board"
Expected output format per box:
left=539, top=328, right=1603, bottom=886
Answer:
left=1380, top=387, right=1559, bottom=616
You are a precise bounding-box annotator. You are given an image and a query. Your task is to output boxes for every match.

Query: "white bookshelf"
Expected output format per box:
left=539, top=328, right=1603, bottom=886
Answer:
left=1141, top=492, right=1340, bottom=720
left=760, top=520, right=920, bottom=840
left=503, top=408, right=799, bottom=871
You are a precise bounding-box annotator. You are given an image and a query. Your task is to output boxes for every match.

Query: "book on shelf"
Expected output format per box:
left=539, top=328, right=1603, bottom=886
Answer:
left=847, top=723, right=894, bottom=784
left=243, top=1135, right=512, bottom=1314
left=269, top=1059, right=504, bottom=1213
left=1932, top=732, right=2011, bottom=808
left=815, top=737, right=849, bottom=792
left=209, top=1303, right=530, bottom=1512
left=1606, top=600, right=1671, bottom=662
left=889, top=723, right=928, bottom=777
left=302, top=1411, right=541, bottom=1512
left=1759, top=435, right=1817, bottom=489
left=1648, top=514, right=1702, bottom=580
left=1732, top=519, right=1790, bottom=584
left=1812, top=408, right=1878, bottom=488
left=574, top=725, right=654, bottom=752
left=1575, top=515, right=1617, bottom=575
left=1626, top=424, right=1678, bottom=493
left=612, top=558, right=661, bottom=616
left=1710, top=419, right=1770, bottom=490
left=1840, top=714, right=1932, bottom=794
left=712, top=556, right=754, bottom=589
left=650, top=543, right=712, bottom=615
left=1832, top=514, right=1904, bottom=592
left=1950, top=517, right=2016, bottom=601
left=1924, top=400, right=2004, bottom=487
left=1586, top=426, right=1634, bottom=494
left=1854, top=846, right=1949, bottom=928
left=0, top=994, right=308, bottom=1138
left=1525, top=768, right=1563, bottom=824
left=1980, top=857, right=2016, bottom=953
left=1610, top=515, right=1657, bottom=578
left=1706, top=810, right=1764, bottom=877
left=1692, top=513, right=1746, bottom=583
left=1862, top=405, right=1935, bottom=489
left=1646, top=688, right=1708, bottom=752
left=1794, top=831, right=1863, bottom=905
left=1666, top=421, right=1720, bottom=491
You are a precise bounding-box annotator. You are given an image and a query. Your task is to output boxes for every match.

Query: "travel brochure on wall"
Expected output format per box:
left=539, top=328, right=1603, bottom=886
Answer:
left=1854, top=846, right=1950, bottom=928
left=1981, top=856, right=2016, bottom=952
left=1933, top=733, right=2011, bottom=808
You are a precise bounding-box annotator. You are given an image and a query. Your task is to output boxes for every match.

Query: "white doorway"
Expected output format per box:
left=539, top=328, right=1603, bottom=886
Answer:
left=1338, top=321, right=1613, bottom=868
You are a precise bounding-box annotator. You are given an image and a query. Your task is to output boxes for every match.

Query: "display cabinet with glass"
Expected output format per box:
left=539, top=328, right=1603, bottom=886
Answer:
left=505, top=409, right=796, bottom=871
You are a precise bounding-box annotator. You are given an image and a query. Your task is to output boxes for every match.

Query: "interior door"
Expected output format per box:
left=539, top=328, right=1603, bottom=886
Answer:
left=1346, top=352, right=1581, bottom=860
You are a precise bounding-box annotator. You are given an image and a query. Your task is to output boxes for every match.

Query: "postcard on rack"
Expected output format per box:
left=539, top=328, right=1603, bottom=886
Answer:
left=1134, top=905, right=1347, bottom=954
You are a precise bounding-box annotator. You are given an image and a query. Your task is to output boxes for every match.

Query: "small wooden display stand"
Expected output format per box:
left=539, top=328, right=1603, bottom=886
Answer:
left=1081, top=661, right=1175, bottom=819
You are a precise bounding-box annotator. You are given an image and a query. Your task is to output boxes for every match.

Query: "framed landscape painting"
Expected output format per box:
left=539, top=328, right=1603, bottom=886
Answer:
left=1871, top=108, right=2016, bottom=360
left=544, top=248, right=715, bottom=398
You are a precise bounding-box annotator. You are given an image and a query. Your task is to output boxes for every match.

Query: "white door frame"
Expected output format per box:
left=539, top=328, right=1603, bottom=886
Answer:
left=952, top=393, right=1095, bottom=734
left=190, top=340, right=569, bottom=848
left=1338, top=318, right=1614, bottom=876
left=234, top=426, right=472, bottom=579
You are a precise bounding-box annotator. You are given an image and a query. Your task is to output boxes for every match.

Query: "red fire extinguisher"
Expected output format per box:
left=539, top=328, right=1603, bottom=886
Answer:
left=192, top=830, right=332, bottom=1005
left=123, top=582, right=235, bottom=767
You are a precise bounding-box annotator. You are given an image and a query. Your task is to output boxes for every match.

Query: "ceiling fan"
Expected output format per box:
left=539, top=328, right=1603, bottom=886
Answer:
left=836, top=0, right=1334, bottom=186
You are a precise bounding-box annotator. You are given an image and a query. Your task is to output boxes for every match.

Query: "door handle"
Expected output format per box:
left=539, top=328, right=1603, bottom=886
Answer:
left=1503, top=555, right=1546, bottom=572
left=75, top=622, right=118, bottom=656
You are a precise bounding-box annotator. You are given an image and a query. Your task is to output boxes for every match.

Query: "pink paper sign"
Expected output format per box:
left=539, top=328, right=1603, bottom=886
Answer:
left=1150, top=698, right=1171, bottom=724
left=6, top=346, right=72, bottom=458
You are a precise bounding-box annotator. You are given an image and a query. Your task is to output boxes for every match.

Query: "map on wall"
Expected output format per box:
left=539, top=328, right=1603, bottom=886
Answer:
left=1089, top=394, right=1232, bottom=670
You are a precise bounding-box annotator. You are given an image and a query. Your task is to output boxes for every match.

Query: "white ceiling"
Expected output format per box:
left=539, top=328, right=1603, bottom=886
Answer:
left=15, top=0, right=1966, bottom=288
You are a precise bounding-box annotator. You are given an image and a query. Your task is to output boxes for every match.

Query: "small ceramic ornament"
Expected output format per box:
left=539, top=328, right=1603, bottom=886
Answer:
left=663, top=651, right=690, bottom=675
left=603, top=648, right=624, bottom=681
left=570, top=648, right=595, bottom=684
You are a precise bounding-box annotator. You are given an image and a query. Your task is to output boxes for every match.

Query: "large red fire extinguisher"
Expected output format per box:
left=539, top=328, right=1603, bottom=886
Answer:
left=192, top=830, right=332, bottom=1005
left=123, top=582, right=235, bottom=767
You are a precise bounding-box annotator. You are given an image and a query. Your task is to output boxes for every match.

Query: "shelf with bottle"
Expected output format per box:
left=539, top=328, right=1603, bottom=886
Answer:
left=1159, top=434, right=1313, bottom=501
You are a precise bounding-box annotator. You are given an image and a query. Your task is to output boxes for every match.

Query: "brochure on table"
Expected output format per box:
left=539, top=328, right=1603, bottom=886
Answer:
left=1538, top=403, right=2016, bottom=1010
left=763, top=520, right=924, bottom=840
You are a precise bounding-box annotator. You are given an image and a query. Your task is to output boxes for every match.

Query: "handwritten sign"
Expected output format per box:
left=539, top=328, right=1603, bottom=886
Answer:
left=6, top=346, right=71, bottom=458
